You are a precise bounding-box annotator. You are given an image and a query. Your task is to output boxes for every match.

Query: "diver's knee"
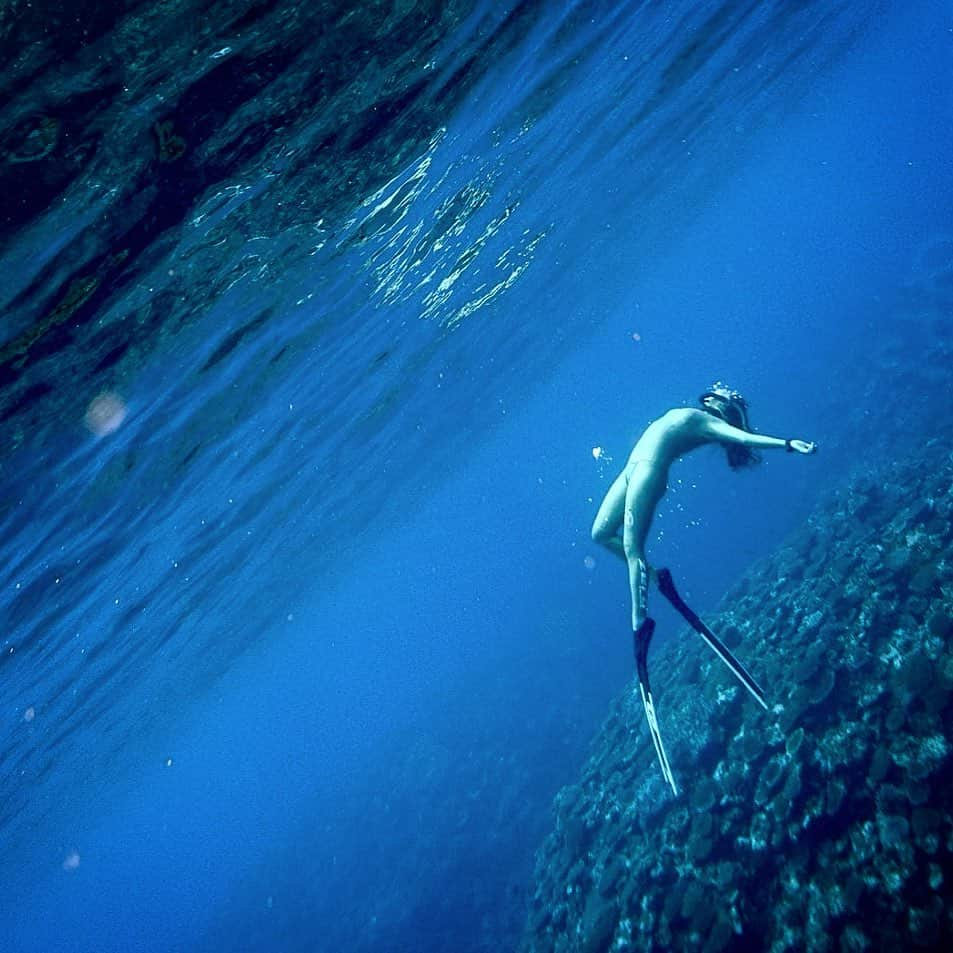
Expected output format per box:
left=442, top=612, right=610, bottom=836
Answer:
left=622, top=533, right=642, bottom=562
left=591, top=520, right=612, bottom=545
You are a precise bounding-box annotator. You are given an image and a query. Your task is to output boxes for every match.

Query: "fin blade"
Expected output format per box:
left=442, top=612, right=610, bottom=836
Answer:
left=639, top=681, right=678, bottom=796
left=693, top=626, right=768, bottom=709
left=634, top=619, right=678, bottom=796
left=657, top=568, right=768, bottom=709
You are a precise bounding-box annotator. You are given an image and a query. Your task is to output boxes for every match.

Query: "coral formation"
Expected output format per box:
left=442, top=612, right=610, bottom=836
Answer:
left=522, top=444, right=953, bottom=952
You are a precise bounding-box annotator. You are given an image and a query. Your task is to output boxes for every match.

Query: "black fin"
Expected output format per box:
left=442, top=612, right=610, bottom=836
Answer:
left=634, top=618, right=678, bottom=796
left=656, top=568, right=768, bottom=710
left=634, top=617, right=654, bottom=689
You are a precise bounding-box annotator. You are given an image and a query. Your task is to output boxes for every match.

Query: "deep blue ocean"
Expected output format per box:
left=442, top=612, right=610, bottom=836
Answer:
left=2, top=2, right=951, bottom=951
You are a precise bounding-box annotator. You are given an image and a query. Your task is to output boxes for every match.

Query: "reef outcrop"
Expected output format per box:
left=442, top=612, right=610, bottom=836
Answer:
left=522, top=442, right=953, bottom=952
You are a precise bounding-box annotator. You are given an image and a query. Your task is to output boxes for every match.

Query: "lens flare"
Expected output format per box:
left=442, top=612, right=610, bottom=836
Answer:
left=84, top=391, right=127, bottom=437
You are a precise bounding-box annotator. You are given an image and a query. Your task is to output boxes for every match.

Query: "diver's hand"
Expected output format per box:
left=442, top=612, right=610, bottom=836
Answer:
left=786, top=439, right=817, bottom=455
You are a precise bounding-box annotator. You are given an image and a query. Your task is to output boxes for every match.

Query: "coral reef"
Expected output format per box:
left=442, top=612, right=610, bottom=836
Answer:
left=522, top=443, right=953, bottom=952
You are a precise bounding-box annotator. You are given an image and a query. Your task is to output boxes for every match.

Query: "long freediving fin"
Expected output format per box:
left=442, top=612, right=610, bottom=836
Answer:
left=656, top=568, right=768, bottom=710
left=634, top=618, right=678, bottom=796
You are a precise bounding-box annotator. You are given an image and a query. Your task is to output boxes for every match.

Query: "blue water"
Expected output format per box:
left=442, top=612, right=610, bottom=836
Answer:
left=2, top=2, right=951, bottom=951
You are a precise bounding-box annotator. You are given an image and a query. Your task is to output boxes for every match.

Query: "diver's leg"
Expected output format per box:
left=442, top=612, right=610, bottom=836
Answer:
left=622, top=468, right=663, bottom=629
left=590, top=469, right=628, bottom=562
left=628, top=555, right=649, bottom=629
left=610, top=468, right=677, bottom=794
left=608, top=464, right=678, bottom=795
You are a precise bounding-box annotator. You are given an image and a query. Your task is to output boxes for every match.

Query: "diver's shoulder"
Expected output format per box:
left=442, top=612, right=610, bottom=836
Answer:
left=661, top=406, right=706, bottom=425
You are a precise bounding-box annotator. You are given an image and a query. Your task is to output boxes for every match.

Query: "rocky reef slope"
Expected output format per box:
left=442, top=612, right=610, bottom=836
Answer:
left=522, top=442, right=953, bottom=952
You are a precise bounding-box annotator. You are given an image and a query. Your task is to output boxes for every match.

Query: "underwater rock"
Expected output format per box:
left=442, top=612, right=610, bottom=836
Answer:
left=911, top=807, right=943, bottom=841
left=689, top=834, right=713, bottom=864
left=740, top=726, right=765, bottom=762
left=153, top=119, right=187, bottom=163
left=579, top=892, right=617, bottom=953
left=839, top=924, right=870, bottom=951
left=867, top=746, right=892, bottom=785
left=690, top=811, right=714, bottom=842
left=4, top=114, right=61, bottom=163
left=521, top=445, right=953, bottom=952
left=779, top=760, right=802, bottom=809
left=702, top=912, right=735, bottom=953
left=597, top=856, right=626, bottom=898
left=690, top=778, right=718, bottom=813
left=908, top=897, right=943, bottom=948
left=754, top=756, right=785, bottom=807
left=808, top=666, right=836, bottom=707
left=883, top=547, right=910, bottom=574
left=906, top=778, right=931, bottom=807
left=877, top=814, right=911, bottom=853
left=785, top=727, right=805, bottom=758
left=719, top=622, right=743, bottom=649
left=884, top=706, right=906, bottom=733
left=907, top=562, right=940, bottom=595
left=926, top=609, right=952, bottom=639
left=825, top=777, right=847, bottom=817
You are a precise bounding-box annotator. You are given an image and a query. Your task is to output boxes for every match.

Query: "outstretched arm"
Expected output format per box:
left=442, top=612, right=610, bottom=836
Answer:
left=702, top=415, right=817, bottom=454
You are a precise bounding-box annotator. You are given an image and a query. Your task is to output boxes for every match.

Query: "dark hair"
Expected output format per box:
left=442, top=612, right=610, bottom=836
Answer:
left=724, top=442, right=760, bottom=470
left=700, top=392, right=761, bottom=470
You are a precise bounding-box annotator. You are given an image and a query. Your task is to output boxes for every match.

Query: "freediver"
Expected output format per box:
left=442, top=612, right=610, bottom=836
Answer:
left=590, top=383, right=817, bottom=794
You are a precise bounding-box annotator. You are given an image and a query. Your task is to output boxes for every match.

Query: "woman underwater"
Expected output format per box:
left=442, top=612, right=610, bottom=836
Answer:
left=591, top=383, right=817, bottom=794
